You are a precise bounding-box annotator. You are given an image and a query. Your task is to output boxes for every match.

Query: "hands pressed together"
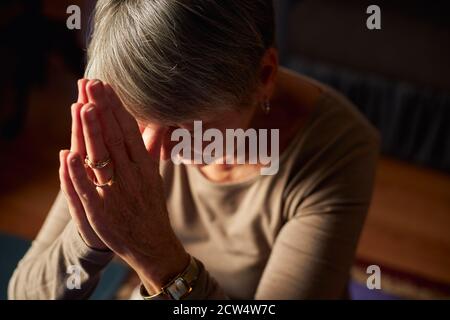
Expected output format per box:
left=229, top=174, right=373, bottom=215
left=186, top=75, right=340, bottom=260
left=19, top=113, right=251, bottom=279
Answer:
left=59, top=79, right=189, bottom=294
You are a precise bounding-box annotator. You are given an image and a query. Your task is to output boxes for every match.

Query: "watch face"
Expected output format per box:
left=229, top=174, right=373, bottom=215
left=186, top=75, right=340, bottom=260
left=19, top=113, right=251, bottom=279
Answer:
left=168, top=277, right=190, bottom=300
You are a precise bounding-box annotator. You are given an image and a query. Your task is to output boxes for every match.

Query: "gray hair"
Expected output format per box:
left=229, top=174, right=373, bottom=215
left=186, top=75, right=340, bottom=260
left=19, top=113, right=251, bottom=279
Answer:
left=85, top=0, right=275, bottom=124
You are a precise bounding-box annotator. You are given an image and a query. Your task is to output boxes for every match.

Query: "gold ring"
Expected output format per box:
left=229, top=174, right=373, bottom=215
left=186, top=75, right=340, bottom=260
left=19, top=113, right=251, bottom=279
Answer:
left=93, top=173, right=114, bottom=188
left=85, top=155, right=111, bottom=169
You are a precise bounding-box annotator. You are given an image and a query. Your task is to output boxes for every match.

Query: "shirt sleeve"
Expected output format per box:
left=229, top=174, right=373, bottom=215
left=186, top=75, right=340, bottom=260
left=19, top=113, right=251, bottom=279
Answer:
left=8, top=191, right=114, bottom=300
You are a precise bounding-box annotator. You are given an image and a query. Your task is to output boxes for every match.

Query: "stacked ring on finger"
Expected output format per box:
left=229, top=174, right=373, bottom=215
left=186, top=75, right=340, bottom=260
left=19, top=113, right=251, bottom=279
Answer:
left=85, top=155, right=111, bottom=169
left=92, top=173, right=115, bottom=188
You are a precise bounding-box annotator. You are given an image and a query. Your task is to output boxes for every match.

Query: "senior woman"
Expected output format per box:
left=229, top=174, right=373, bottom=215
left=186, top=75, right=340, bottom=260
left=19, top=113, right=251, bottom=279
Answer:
left=9, top=0, right=379, bottom=300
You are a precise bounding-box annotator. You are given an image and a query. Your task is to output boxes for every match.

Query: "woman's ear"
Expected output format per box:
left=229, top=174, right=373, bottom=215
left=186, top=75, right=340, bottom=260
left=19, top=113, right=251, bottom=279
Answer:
left=259, top=47, right=279, bottom=99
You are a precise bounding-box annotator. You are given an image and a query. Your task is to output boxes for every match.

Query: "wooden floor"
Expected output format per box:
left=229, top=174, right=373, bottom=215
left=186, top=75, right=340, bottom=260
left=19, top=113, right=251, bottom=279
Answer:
left=358, top=158, right=450, bottom=285
left=1, top=60, right=449, bottom=288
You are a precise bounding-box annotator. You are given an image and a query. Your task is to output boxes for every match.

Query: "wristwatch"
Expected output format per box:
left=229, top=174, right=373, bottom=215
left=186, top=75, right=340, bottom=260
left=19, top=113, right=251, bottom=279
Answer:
left=140, top=256, right=199, bottom=300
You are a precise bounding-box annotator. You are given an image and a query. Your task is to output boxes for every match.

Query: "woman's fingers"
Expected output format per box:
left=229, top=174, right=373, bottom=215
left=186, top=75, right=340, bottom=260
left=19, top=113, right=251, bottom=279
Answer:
left=60, top=150, right=105, bottom=250
left=72, top=78, right=89, bottom=155
left=84, top=81, right=130, bottom=168
left=66, top=151, right=102, bottom=218
left=70, top=102, right=86, bottom=156
left=80, top=103, right=115, bottom=185
left=60, top=150, right=87, bottom=224
left=77, top=79, right=88, bottom=104
left=102, top=83, right=150, bottom=164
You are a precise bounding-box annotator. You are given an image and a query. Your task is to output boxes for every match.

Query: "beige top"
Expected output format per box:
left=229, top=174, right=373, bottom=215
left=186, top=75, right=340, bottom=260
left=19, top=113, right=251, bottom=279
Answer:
left=8, top=85, right=379, bottom=300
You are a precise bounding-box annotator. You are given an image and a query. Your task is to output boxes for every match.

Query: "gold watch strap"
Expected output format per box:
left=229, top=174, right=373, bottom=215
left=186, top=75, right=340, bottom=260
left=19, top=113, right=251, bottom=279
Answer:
left=140, top=256, right=199, bottom=300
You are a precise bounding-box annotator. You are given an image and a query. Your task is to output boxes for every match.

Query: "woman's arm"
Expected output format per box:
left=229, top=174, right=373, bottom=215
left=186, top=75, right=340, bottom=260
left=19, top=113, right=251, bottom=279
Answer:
left=7, top=191, right=114, bottom=299
left=8, top=80, right=114, bottom=300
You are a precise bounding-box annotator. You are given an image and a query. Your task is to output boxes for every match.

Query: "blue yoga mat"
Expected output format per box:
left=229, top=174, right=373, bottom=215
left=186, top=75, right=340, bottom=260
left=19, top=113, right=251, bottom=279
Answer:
left=349, top=280, right=401, bottom=300
left=0, top=232, right=129, bottom=300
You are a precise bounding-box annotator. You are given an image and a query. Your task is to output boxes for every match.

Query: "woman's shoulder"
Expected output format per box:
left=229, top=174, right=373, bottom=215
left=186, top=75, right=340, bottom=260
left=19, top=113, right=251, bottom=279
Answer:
left=281, top=71, right=380, bottom=166
left=280, top=67, right=379, bottom=147
left=279, top=75, right=381, bottom=218
left=315, top=88, right=379, bottom=150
